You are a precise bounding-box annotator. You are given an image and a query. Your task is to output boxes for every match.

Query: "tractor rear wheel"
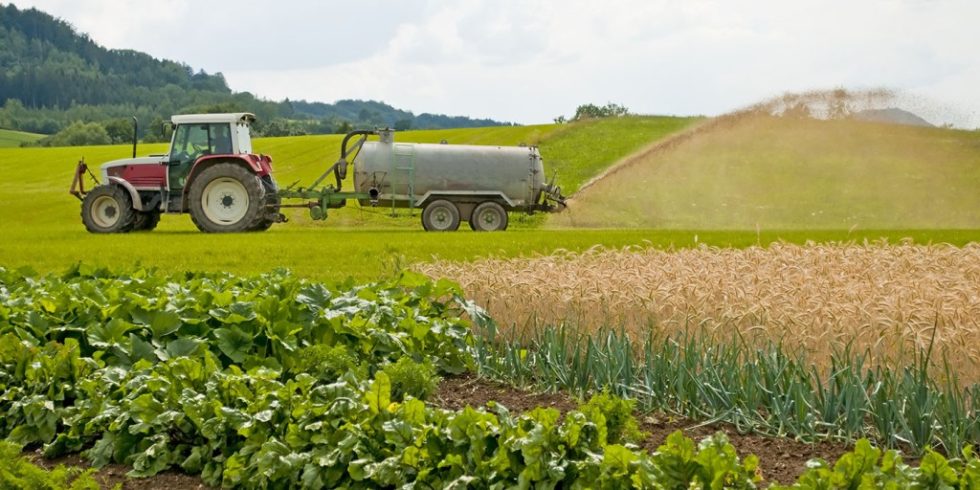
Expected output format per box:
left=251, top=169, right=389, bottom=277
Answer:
left=469, top=201, right=508, bottom=231
left=421, top=199, right=460, bottom=231
left=133, top=211, right=161, bottom=231
left=187, top=163, right=265, bottom=233
left=81, top=185, right=136, bottom=233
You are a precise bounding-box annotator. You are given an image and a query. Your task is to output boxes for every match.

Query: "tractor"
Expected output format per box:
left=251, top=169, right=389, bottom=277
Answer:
left=70, top=113, right=282, bottom=233
left=70, top=113, right=566, bottom=233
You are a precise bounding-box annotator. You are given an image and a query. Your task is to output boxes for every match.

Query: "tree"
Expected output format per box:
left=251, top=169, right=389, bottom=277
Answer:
left=103, top=118, right=135, bottom=144
left=572, top=102, right=630, bottom=121
left=143, top=116, right=173, bottom=143
left=394, top=119, right=412, bottom=131
left=40, top=121, right=111, bottom=146
left=335, top=120, right=353, bottom=134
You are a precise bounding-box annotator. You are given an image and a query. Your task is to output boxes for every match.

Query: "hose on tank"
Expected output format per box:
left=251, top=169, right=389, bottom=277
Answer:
left=309, top=130, right=377, bottom=191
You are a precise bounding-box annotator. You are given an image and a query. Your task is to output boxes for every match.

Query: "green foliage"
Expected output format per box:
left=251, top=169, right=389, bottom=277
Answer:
left=1, top=266, right=979, bottom=487
left=101, top=118, right=135, bottom=145
left=579, top=390, right=645, bottom=444
left=36, top=121, right=110, bottom=147
left=474, top=322, right=980, bottom=456
left=0, top=266, right=765, bottom=488
left=572, top=102, right=631, bottom=121
left=293, top=344, right=363, bottom=380
left=771, top=439, right=980, bottom=489
left=0, top=441, right=102, bottom=490
left=380, top=357, right=440, bottom=401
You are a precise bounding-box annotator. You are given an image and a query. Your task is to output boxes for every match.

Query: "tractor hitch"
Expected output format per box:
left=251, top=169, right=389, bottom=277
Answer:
left=69, top=159, right=100, bottom=201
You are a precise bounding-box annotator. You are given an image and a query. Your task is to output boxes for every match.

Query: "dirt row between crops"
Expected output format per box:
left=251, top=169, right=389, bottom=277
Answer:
left=27, top=374, right=871, bottom=489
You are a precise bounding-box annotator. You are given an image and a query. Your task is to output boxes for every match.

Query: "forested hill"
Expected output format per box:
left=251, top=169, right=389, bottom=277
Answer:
left=0, top=4, right=508, bottom=142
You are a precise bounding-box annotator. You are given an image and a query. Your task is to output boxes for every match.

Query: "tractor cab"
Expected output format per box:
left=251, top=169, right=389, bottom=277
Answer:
left=166, top=113, right=255, bottom=193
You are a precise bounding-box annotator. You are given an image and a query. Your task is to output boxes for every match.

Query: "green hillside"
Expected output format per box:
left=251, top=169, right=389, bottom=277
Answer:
left=551, top=115, right=980, bottom=229
left=0, top=128, right=42, bottom=147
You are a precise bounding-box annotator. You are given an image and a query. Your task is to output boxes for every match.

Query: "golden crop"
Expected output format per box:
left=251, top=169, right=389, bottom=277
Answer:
left=417, top=242, right=980, bottom=383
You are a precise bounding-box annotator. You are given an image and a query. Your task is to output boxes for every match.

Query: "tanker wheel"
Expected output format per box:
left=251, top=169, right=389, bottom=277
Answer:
left=80, top=185, right=136, bottom=233
left=421, top=199, right=460, bottom=231
left=469, top=201, right=509, bottom=231
left=187, top=163, right=265, bottom=233
left=133, top=211, right=161, bottom=231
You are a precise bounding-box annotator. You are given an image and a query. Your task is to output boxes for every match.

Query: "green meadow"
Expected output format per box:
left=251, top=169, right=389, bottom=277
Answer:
left=1, top=115, right=977, bottom=282
left=0, top=128, right=43, bottom=147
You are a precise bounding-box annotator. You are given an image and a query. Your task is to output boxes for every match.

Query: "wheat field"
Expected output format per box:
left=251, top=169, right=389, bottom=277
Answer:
left=417, top=242, right=980, bottom=383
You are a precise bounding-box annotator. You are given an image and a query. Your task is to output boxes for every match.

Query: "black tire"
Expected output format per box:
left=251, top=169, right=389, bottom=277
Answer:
left=133, top=211, right=161, bottom=231
left=469, top=201, right=509, bottom=231
left=421, top=199, right=460, bottom=231
left=250, top=175, right=280, bottom=231
left=80, top=185, right=136, bottom=233
left=187, top=163, right=265, bottom=233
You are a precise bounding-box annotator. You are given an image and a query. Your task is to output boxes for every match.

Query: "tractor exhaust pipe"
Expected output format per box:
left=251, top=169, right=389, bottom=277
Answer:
left=131, top=116, right=138, bottom=158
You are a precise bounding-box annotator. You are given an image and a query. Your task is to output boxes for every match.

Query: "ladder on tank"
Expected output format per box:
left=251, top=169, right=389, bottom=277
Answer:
left=390, top=144, right=416, bottom=217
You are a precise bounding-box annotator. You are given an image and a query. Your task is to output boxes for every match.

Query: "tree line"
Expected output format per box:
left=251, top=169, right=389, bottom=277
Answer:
left=0, top=4, right=509, bottom=146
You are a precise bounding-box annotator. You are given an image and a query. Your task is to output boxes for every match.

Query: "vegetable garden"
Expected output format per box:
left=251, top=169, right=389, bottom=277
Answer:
left=0, top=266, right=978, bottom=488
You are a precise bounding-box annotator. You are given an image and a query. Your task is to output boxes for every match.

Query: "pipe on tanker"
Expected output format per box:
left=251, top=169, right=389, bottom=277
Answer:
left=341, top=130, right=377, bottom=159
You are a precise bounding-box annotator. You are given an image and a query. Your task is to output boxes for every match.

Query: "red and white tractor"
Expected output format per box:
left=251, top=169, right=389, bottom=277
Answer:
left=70, top=113, right=282, bottom=233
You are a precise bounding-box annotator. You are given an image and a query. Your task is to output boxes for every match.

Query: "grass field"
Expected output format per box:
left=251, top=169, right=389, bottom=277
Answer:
left=0, top=115, right=977, bottom=282
left=0, top=128, right=43, bottom=147
left=0, top=117, right=702, bottom=280
left=551, top=114, right=980, bottom=229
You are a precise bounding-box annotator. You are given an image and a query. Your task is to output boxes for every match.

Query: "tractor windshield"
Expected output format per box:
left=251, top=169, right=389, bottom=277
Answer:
left=171, top=123, right=234, bottom=162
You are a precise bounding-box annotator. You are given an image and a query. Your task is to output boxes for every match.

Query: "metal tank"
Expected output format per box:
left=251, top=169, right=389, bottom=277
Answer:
left=352, top=129, right=553, bottom=212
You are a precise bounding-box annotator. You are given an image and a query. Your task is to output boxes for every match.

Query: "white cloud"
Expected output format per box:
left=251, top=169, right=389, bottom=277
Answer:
left=9, top=0, right=980, bottom=126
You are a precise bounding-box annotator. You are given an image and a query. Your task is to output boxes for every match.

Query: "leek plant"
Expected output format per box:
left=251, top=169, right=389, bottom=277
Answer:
left=471, top=318, right=979, bottom=456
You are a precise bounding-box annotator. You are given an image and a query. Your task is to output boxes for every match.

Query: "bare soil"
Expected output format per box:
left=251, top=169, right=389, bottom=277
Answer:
left=26, top=451, right=211, bottom=490
left=26, top=374, right=875, bottom=488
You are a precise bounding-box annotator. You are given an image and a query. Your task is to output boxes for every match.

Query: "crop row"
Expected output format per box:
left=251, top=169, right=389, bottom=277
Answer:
left=0, top=266, right=978, bottom=488
left=419, top=241, right=980, bottom=383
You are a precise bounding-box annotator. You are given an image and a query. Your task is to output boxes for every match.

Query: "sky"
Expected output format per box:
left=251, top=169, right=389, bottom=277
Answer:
left=10, top=0, right=980, bottom=126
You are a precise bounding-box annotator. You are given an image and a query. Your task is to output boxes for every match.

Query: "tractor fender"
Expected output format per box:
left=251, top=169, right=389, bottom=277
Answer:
left=107, top=177, right=144, bottom=211
left=181, top=155, right=272, bottom=209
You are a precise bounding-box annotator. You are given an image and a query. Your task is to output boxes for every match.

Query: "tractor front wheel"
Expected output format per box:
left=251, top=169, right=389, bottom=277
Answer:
left=81, top=185, right=136, bottom=233
left=187, top=163, right=266, bottom=233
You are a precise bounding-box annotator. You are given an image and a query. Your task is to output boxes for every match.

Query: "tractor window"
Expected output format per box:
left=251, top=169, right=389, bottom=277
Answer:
left=173, top=124, right=210, bottom=162
left=172, top=123, right=235, bottom=160
left=236, top=123, right=252, bottom=154
left=212, top=124, right=232, bottom=154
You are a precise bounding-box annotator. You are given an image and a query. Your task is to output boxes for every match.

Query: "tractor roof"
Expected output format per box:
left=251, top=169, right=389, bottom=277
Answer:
left=171, top=113, right=256, bottom=125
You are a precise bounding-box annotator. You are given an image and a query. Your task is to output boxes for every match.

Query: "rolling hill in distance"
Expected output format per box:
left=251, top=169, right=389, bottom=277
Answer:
left=0, top=3, right=508, bottom=139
